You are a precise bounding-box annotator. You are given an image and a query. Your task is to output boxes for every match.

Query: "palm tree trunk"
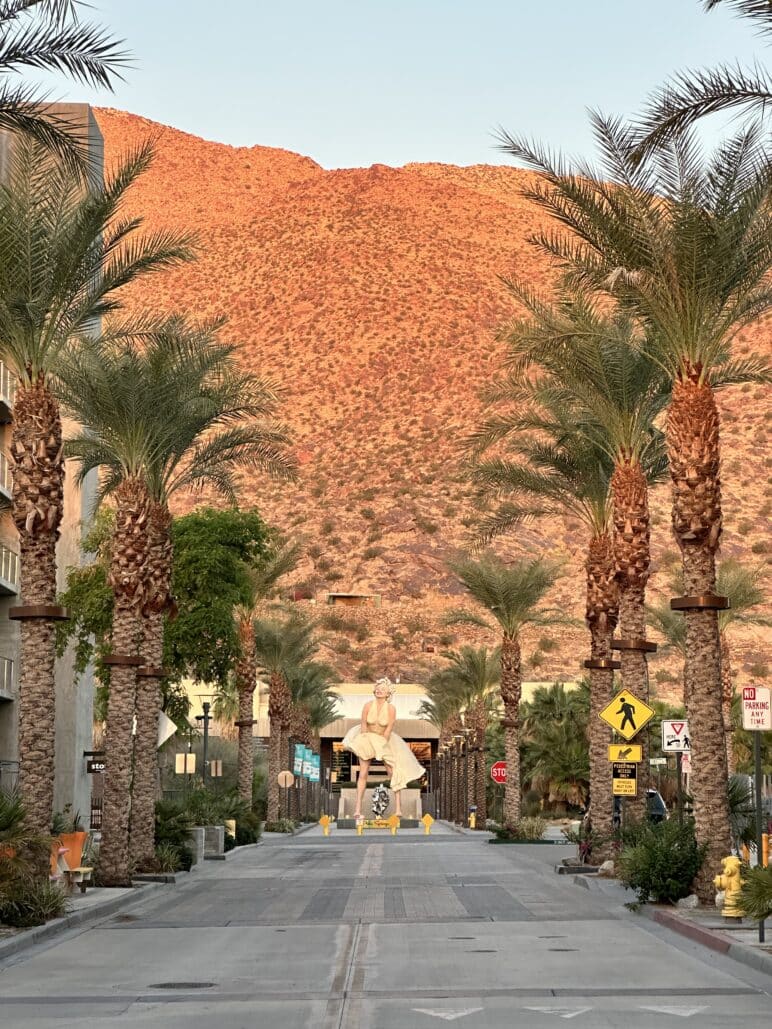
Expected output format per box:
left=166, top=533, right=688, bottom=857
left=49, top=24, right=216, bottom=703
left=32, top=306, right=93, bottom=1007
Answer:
left=472, top=701, right=488, bottom=828
left=668, top=374, right=730, bottom=901
left=500, top=634, right=522, bottom=829
left=237, top=683, right=256, bottom=803
left=99, top=478, right=151, bottom=887
left=586, top=532, right=618, bottom=863
left=612, top=459, right=652, bottom=822
left=129, top=609, right=163, bottom=869
left=11, top=381, right=64, bottom=838
left=721, top=632, right=735, bottom=776
left=129, top=502, right=173, bottom=870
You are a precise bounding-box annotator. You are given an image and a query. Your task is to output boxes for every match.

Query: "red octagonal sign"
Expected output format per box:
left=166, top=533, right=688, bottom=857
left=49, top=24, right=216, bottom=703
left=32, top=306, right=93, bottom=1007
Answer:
left=490, top=761, right=507, bottom=784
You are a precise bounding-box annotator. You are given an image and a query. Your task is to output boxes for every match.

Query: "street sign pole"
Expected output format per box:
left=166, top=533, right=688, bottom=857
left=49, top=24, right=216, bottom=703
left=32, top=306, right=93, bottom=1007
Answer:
left=676, top=752, right=683, bottom=826
left=755, top=731, right=765, bottom=944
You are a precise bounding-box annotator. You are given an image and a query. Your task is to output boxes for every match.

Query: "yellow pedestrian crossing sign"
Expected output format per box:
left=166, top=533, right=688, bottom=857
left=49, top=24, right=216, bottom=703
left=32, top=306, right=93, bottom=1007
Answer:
left=599, top=689, right=654, bottom=742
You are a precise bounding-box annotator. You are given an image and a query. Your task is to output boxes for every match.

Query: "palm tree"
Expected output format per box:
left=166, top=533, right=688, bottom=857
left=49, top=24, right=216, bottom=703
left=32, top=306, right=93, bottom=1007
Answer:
left=0, top=0, right=127, bottom=172
left=232, top=541, right=302, bottom=802
left=447, top=555, right=564, bottom=829
left=500, top=115, right=772, bottom=896
left=415, top=690, right=464, bottom=822
left=58, top=321, right=295, bottom=880
left=469, top=416, right=618, bottom=852
left=0, top=139, right=191, bottom=840
left=494, top=288, right=670, bottom=812
left=634, top=1, right=772, bottom=154
left=252, top=613, right=319, bottom=823
left=521, top=682, right=590, bottom=813
left=426, top=647, right=499, bottom=827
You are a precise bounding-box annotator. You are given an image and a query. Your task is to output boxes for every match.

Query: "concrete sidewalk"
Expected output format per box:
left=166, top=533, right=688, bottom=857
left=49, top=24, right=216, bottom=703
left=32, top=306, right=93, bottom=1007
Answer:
left=575, top=869, right=772, bottom=978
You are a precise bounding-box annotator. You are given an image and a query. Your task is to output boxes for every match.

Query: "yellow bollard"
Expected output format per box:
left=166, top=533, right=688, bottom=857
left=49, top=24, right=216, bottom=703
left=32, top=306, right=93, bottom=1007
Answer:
left=714, top=855, right=744, bottom=920
left=319, top=815, right=331, bottom=837
left=469, top=811, right=476, bottom=830
left=388, top=814, right=400, bottom=836
left=356, top=820, right=364, bottom=836
left=422, top=813, right=434, bottom=835
left=763, top=833, right=769, bottom=868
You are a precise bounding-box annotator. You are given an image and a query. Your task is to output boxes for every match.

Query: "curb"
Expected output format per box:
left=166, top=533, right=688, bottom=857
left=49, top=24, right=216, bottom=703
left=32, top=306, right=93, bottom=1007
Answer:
left=0, top=881, right=164, bottom=963
left=643, top=905, right=772, bottom=977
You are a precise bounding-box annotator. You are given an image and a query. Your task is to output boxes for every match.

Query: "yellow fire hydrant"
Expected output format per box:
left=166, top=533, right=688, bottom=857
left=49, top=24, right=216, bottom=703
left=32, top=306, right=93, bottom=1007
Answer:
left=388, top=814, right=400, bottom=836
left=319, top=815, right=331, bottom=837
left=422, top=813, right=434, bottom=835
left=714, top=855, right=744, bottom=920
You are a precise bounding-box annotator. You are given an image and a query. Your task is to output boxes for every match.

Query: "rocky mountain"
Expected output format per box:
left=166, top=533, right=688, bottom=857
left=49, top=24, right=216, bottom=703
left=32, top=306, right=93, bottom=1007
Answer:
left=93, top=109, right=771, bottom=696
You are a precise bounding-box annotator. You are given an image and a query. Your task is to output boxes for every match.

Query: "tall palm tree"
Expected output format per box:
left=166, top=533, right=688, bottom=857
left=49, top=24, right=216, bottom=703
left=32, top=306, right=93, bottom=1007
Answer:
left=415, top=690, right=463, bottom=822
left=500, top=116, right=772, bottom=894
left=447, top=555, right=564, bottom=830
left=0, top=0, right=127, bottom=172
left=58, top=321, right=295, bottom=880
left=494, top=288, right=669, bottom=812
left=252, top=613, right=319, bottom=823
left=469, top=417, right=618, bottom=852
left=426, top=647, right=499, bottom=827
left=0, top=139, right=191, bottom=839
left=634, top=1, right=772, bottom=153
left=232, top=541, right=302, bottom=802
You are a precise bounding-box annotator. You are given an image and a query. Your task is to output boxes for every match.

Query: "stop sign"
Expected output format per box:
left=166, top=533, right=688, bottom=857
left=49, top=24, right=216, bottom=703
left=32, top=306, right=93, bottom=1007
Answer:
left=490, top=761, right=507, bottom=784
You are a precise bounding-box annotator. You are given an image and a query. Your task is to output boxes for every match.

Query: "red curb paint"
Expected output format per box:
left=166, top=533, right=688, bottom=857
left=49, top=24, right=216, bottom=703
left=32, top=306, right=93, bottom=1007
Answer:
left=653, top=909, right=731, bottom=954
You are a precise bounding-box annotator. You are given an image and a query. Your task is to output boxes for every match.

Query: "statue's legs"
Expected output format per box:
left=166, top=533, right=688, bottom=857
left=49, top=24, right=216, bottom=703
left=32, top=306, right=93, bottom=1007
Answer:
left=384, top=761, right=401, bottom=816
left=354, top=759, right=371, bottom=820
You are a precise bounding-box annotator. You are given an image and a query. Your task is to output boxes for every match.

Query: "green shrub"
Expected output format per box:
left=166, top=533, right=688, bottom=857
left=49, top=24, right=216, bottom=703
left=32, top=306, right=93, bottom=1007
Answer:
left=224, top=832, right=236, bottom=852
left=739, top=865, right=772, bottom=921
left=616, top=818, right=707, bottom=907
left=264, top=818, right=296, bottom=833
left=235, top=810, right=262, bottom=846
left=0, top=880, right=68, bottom=928
left=494, top=817, right=546, bottom=841
left=153, top=843, right=183, bottom=872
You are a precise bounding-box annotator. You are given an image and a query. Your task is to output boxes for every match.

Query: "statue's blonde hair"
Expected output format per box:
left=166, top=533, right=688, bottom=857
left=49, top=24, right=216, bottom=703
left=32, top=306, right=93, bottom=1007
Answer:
left=374, top=676, right=395, bottom=699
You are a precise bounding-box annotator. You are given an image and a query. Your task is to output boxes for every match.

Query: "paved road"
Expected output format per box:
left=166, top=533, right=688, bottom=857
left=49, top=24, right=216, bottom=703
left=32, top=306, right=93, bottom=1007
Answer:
left=1, top=823, right=771, bottom=1028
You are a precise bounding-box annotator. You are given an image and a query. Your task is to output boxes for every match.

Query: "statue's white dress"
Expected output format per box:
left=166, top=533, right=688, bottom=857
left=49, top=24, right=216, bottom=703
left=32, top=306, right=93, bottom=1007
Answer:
left=342, top=700, right=424, bottom=792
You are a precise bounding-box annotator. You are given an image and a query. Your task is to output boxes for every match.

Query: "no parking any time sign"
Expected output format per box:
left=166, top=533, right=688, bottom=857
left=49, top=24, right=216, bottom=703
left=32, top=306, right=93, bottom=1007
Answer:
left=742, top=686, right=772, bottom=731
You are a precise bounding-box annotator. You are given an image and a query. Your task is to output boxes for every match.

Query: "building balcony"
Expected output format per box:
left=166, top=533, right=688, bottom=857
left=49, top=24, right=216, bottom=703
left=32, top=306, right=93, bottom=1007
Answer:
left=0, top=543, right=19, bottom=595
left=0, top=362, right=15, bottom=423
left=0, top=452, right=11, bottom=503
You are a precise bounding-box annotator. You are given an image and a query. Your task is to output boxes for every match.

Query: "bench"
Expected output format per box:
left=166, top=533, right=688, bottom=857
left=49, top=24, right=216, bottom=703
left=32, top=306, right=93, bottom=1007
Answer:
left=63, top=866, right=94, bottom=894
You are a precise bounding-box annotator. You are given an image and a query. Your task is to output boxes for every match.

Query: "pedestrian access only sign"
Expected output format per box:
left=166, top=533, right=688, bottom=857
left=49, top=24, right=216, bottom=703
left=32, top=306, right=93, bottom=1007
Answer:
left=742, top=686, right=772, bottom=731
left=612, top=762, right=638, bottom=796
left=599, top=688, right=655, bottom=742
left=661, top=720, right=690, bottom=753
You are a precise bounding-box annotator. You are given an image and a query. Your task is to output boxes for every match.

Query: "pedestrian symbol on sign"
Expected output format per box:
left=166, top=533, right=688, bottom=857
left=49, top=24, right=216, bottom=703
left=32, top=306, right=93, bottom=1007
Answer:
left=616, top=697, right=637, bottom=733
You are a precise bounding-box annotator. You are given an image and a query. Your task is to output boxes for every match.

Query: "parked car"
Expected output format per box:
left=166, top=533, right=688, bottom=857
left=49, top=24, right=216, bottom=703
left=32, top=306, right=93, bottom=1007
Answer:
left=612, top=789, right=668, bottom=828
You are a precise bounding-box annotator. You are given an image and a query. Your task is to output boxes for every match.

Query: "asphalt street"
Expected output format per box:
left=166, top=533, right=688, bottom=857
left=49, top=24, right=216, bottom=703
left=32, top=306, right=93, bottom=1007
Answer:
left=1, top=823, right=771, bottom=1028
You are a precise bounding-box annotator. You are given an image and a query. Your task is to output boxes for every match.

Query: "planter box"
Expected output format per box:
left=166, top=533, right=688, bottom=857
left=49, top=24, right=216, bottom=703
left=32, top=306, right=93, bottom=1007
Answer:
left=187, top=827, right=205, bottom=865
left=203, top=825, right=224, bottom=859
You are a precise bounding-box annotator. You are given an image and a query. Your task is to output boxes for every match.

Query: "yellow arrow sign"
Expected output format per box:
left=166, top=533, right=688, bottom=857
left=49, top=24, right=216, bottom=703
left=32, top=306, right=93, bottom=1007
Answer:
left=599, top=689, right=654, bottom=742
left=608, top=744, right=643, bottom=763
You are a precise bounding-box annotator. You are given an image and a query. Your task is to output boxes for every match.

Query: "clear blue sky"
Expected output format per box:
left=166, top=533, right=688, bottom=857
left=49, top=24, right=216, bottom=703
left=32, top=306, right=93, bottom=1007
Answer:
left=43, top=0, right=765, bottom=168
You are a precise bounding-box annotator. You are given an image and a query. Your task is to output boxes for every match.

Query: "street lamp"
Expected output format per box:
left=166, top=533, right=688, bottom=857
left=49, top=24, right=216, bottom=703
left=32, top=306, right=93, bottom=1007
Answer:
left=195, top=699, right=213, bottom=786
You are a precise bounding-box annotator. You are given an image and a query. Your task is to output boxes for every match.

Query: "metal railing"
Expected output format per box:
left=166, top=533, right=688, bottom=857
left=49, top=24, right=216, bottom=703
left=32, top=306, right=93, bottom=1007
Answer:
left=0, top=760, right=19, bottom=793
left=0, top=362, right=15, bottom=409
left=0, top=542, right=19, bottom=589
left=0, top=657, right=13, bottom=694
left=0, top=452, right=11, bottom=496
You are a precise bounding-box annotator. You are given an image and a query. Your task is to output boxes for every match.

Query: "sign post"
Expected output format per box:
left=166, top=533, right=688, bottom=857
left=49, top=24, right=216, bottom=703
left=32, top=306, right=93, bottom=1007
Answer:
left=742, top=686, right=771, bottom=944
